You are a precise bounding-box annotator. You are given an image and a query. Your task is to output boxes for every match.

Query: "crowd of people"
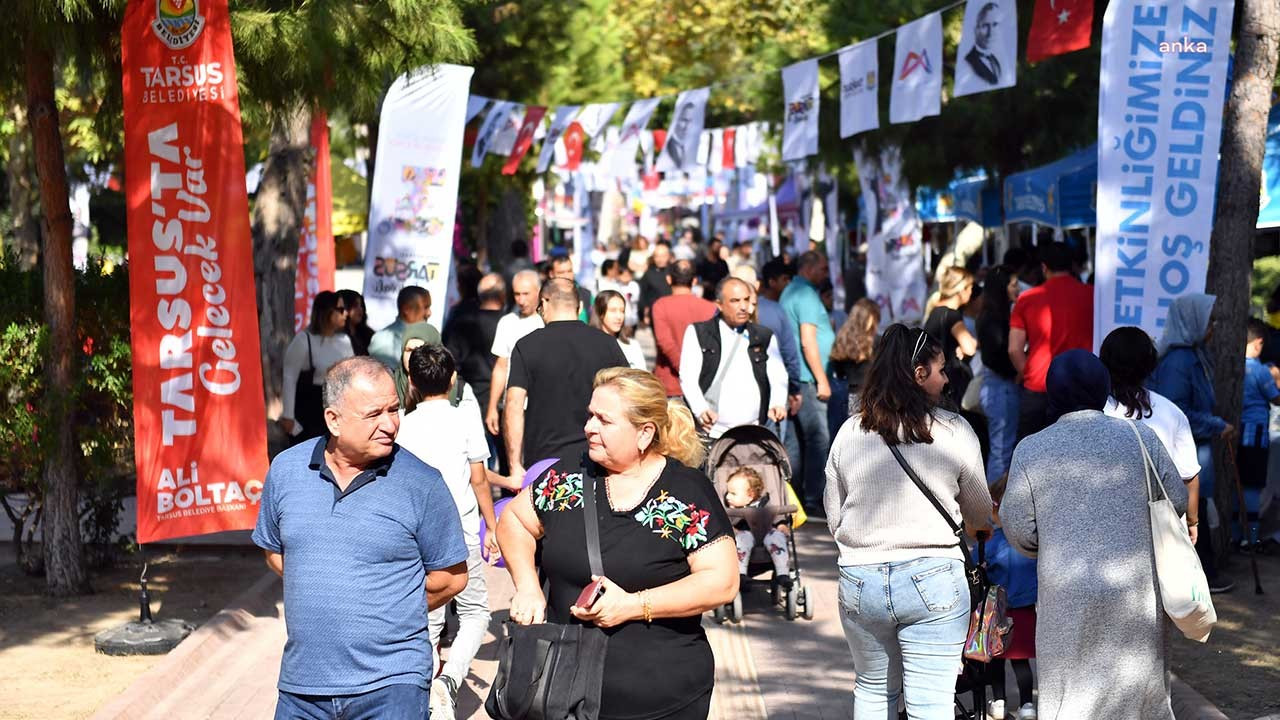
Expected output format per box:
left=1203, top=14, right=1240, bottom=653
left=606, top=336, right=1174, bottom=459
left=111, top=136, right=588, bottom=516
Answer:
left=256, top=228, right=1271, bottom=720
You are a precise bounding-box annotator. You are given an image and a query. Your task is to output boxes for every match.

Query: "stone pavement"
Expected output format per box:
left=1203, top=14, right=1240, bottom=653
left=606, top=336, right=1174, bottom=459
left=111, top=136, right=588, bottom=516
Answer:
left=90, top=525, right=1226, bottom=719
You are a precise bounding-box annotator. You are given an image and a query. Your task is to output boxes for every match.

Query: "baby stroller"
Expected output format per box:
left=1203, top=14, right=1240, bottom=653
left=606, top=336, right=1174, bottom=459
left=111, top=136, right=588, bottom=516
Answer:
left=704, top=424, right=813, bottom=623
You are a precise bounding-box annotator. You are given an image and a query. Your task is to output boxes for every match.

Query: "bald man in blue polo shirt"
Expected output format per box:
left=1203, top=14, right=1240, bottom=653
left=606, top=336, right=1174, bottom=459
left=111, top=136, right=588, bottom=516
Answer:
left=254, top=356, right=469, bottom=719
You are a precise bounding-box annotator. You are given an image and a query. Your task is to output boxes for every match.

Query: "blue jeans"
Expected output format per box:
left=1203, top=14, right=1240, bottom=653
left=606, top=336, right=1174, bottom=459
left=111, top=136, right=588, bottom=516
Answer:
left=791, top=381, right=831, bottom=509
left=838, top=558, right=970, bottom=720
left=275, top=684, right=429, bottom=720
left=979, top=374, right=1021, bottom=486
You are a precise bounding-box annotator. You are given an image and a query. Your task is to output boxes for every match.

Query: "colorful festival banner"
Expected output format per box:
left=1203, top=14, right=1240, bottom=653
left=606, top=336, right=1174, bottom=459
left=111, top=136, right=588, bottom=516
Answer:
left=537, top=105, right=581, bottom=173
left=1027, top=0, right=1094, bottom=62
left=466, top=95, right=490, bottom=123
left=606, top=98, right=662, bottom=178
left=293, top=112, right=336, bottom=332
left=890, top=12, right=943, bottom=124
left=782, top=59, right=820, bottom=161
left=657, top=87, right=710, bottom=172
left=954, top=0, right=1018, bottom=97
left=839, top=41, right=880, bottom=138
left=856, top=144, right=927, bottom=324
left=490, top=104, right=525, bottom=156
left=364, top=65, right=475, bottom=329
left=1094, top=0, right=1234, bottom=350
left=502, top=105, right=547, bottom=175
left=471, top=99, right=514, bottom=168
left=577, top=102, right=621, bottom=141
left=122, top=0, right=268, bottom=543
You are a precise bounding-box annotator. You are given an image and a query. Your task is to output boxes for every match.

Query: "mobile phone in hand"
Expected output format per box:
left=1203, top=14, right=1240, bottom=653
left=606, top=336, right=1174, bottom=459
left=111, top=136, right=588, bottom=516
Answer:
left=575, top=578, right=606, bottom=608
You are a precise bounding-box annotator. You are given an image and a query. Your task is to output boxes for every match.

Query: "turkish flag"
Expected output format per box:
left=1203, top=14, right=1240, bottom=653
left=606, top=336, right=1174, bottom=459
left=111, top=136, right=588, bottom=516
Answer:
left=502, top=105, right=547, bottom=175
left=722, top=128, right=736, bottom=169
left=1027, top=0, right=1094, bottom=63
left=652, top=129, right=667, bottom=155
left=563, top=121, right=585, bottom=170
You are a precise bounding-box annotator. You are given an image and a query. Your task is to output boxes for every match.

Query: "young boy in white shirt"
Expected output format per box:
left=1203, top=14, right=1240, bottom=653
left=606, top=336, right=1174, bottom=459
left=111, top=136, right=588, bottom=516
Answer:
left=398, top=344, right=499, bottom=720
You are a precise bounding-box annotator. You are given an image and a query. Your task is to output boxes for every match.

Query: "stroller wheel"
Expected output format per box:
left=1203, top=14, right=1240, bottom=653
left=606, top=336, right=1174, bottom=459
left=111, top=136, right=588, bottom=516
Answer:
left=799, top=586, right=815, bottom=620
left=785, top=588, right=798, bottom=620
left=730, top=593, right=744, bottom=623
left=712, top=605, right=726, bottom=624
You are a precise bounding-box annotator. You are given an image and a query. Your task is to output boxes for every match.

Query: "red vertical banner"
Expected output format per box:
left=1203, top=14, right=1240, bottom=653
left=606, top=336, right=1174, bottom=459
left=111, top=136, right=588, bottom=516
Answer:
left=122, top=0, right=269, bottom=543
left=294, top=112, right=336, bottom=332
left=501, top=105, right=547, bottom=175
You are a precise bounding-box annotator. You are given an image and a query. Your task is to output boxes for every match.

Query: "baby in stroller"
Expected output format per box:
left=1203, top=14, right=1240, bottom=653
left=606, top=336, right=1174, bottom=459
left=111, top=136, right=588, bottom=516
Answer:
left=725, top=467, right=792, bottom=588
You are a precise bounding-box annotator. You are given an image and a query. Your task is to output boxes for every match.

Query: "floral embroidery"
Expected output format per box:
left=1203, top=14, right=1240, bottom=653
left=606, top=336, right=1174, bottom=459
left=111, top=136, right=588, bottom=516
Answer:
left=633, top=490, right=712, bottom=551
left=533, top=469, right=584, bottom=512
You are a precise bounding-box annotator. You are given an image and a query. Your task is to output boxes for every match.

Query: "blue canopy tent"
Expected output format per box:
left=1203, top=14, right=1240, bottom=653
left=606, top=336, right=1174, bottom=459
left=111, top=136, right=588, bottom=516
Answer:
left=1003, top=145, right=1097, bottom=229
left=952, top=175, right=1003, bottom=228
left=1257, top=105, right=1280, bottom=229
left=916, top=186, right=956, bottom=223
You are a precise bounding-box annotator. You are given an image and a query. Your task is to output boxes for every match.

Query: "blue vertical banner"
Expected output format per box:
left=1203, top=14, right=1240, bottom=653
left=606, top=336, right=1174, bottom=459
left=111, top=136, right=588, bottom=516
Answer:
left=1094, top=0, right=1235, bottom=351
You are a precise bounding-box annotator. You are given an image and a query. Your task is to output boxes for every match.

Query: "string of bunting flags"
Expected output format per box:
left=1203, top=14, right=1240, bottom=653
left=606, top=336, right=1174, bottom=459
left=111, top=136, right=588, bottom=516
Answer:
left=466, top=0, right=1093, bottom=176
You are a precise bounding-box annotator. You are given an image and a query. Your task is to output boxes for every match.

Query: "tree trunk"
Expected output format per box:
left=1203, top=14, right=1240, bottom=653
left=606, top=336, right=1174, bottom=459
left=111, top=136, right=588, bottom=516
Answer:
left=1205, top=0, right=1280, bottom=557
left=25, top=33, right=88, bottom=597
left=252, top=105, right=313, bottom=454
left=6, top=99, right=42, bottom=270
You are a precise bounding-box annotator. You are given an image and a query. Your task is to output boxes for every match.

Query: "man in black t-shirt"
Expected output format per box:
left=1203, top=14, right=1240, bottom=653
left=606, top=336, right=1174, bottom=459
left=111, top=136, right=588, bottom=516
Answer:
left=505, top=278, right=628, bottom=479
left=443, top=273, right=506, bottom=412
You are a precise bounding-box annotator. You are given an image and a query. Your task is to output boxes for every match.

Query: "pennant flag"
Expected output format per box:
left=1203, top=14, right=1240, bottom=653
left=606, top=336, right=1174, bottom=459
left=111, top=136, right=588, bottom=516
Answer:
left=839, top=41, right=880, bottom=138
left=471, top=99, right=515, bottom=167
left=1093, top=0, right=1234, bottom=350
left=657, top=86, right=711, bottom=172
left=466, top=95, right=490, bottom=123
left=490, top=105, right=525, bottom=156
left=782, top=59, right=820, bottom=161
left=563, top=121, right=586, bottom=170
left=606, top=98, right=662, bottom=178
left=502, top=105, right=547, bottom=175
left=955, top=0, right=1019, bottom=96
left=537, top=105, right=581, bottom=173
left=294, top=112, right=336, bottom=333
left=122, top=0, right=268, bottom=542
left=890, top=12, right=943, bottom=124
left=709, top=128, right=724, bottom=173
left=1027, top=0, right=1094, bottom=63
left=578, top=102, right=622, bottom=141
left=723, top=127, right=737, bottom=168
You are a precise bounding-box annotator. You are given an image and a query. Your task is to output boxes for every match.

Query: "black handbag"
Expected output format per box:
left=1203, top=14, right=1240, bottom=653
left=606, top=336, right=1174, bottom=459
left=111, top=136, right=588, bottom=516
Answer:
left=292, top=334, right=324, bottom=443
left=485, top=459, right=608, bottom=720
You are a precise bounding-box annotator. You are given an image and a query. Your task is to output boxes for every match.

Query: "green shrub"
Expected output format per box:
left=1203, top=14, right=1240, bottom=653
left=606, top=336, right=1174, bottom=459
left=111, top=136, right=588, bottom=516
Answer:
left=1252, top=255, right=1280, bottom=316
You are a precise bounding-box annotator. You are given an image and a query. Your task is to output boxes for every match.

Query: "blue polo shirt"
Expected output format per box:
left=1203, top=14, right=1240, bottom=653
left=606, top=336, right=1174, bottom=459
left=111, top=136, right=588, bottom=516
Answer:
left=252, top=437, right=467, bottom=696
left=1242, top=357, right=1279, bottom=447
left=780, top=276, right=835, bottom=384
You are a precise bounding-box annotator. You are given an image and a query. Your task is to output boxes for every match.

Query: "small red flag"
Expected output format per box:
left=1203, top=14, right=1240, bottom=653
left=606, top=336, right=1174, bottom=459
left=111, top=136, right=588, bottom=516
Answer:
left=1027, top=0, right=1094, bottom=63
left=722, top=128, right=736, bottom=169
left=563, top=121, right=585, bottom=170
left=652, top=129, right=667, bottom=155
left=502, top=105, right=547, bottom=175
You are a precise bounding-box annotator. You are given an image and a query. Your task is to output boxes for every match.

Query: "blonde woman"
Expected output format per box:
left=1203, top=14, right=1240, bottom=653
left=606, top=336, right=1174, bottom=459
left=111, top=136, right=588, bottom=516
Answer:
left=498, top=368, right=738, bottom=719
left=925, top=266, right=979, bottom=403
left=830, top=298, right=881, bottom=418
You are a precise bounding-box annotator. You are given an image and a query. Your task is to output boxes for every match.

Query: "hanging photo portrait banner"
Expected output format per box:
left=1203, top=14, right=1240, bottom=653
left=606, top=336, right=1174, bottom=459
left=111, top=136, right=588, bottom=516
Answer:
left=471, top=99, right=514, bottom=167
left=1094, top=0, right=1234, bottom=350
left=364, top=65, right=475, bottom=329
left=782, top=59, right=820, bottom=161
left=122, top=0, right=269, bottom=543
left=489, top=104, right=525, bottom=156
left=577, top=102, right=621, bottom=141
left=538, top=105, right=581, bottom=173
left=856, top=145, right=927, bottom=324
left=954, top=0, right=1018, bottom=97
left=839, top=41, right=880, bottom=138
left=889, top=12, right=943, bottom=124
left=657, top=87, right=710, bottom=172
left=466, top=95, right=490, bottom=123
left=294, top=111, right=336, bottom=332
left=606, top=98, right=662, bottom=178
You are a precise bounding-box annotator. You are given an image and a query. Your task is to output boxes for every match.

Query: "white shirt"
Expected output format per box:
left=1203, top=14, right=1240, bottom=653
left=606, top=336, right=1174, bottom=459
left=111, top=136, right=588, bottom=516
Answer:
left=618, top=280, right=641, bottom=326
left=1104, top=391, right=1201, bottom=481
left=397, top=397, right=490, bottom=546
left=679, top=319, right=787, bottom=438
left=490, top=311, right=544, bottom=358
left=281, top=331, right=353, bottom=422
left=617, top=338, right=647, bottom=371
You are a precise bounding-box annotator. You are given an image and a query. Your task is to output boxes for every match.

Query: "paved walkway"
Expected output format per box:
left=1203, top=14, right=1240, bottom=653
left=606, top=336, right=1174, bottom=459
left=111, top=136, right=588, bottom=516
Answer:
left=91, top=525, right=1223, bottom=719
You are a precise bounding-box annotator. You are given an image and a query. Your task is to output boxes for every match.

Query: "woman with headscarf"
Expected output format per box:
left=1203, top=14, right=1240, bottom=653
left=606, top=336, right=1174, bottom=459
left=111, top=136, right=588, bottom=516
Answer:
left=1002, top=350, right=1187, bottom=719
left=1147, top=293, right=1234, bottom=593
left=395, top=321, right=443, bottom=410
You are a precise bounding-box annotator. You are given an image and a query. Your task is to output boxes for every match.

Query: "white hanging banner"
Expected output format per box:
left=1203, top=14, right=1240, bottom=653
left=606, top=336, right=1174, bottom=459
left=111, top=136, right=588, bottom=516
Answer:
left=839, top=41, right=880, bottom=138
left=578, top=102, right=622, bottom=141
left=1094, top=0, right=1234, bottom=350
left=606, top=98, right=662, bottom=178
left=538, top=105, right=581, bottom=173
left=466, top=95, right=490, bottom=123
left=365, top=65, right=473, bottom=329
left=856, top=144, right=927, bottom=324
left=471, top=99, right=514, bottom=167
left=889, top=12, right=943, bottom=124
left=954, top=0, right=1018, bottom=97
left=657, top=86, right=710, bottom=172
left=782, top=59, right=820, bottom=161
left=490, top=104, right=525, bottom=156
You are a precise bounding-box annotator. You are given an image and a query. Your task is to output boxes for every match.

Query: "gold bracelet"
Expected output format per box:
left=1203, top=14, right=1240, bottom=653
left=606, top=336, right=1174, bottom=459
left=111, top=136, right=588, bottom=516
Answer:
left=641, top=590, right=653, bottom=623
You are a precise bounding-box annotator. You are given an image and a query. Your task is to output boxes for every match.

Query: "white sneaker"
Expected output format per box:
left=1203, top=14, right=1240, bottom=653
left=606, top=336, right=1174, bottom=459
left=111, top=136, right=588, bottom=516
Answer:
left=430, top=676, right=458, bottom=720
left=1016, top=702, right=1037, bottom=720
left=986, top=699, right=1006, bottom=720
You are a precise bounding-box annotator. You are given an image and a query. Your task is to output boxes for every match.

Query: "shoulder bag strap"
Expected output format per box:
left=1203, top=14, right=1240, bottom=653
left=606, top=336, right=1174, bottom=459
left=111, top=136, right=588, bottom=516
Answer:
left=886, top=440, right=974, bottom=566
left=1125, top=420, right=1164, bottom=504
left=581, top=454, right=604, bottom=578
left=305, top=332, right=315, bottom=372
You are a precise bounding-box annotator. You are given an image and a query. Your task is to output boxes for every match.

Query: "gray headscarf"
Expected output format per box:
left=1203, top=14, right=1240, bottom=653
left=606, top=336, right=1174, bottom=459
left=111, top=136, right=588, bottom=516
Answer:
left=1157, top=293, right=1216, bottom=357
